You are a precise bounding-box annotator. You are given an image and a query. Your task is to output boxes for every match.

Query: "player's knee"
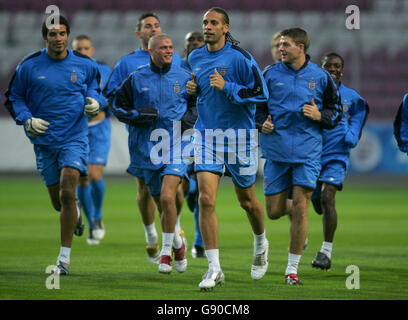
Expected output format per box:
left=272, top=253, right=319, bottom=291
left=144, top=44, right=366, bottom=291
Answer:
left=267, top=210, right=283, bottom=220
left=160, top=192, right=176, bottom=209
left=59, top=188, right=76, bottom=205
left=239, top=199, right=251, bottom=212
left=266, top=206, right=284, bottom=220
left=239, top=198, right=255, bottom=213
left=292, top=198, right=308, bottom=212
left=89, top=172, right=102, bottom=182
left=198, top=193, right=216, bottom=212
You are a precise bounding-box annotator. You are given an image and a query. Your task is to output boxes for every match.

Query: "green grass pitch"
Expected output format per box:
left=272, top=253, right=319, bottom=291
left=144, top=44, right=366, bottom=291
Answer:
left=0, top=176, right=407, bottom=300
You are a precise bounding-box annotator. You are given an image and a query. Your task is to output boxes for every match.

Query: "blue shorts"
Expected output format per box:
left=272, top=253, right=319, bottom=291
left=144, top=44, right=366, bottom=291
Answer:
left=126, top=166, right=145, bottom=179
left=143, top=163, right=187, bottom=196
left=194, top=140, right=257, bottom=189
left=88, top=118, right=111, bottom=165
left=194, top=161, right=256, bottom=189
left=318, top=160, right=347, bottom=189
left=263, top=159, right=321, bottom=195
left=34, top=139, right=89, bottom=187
left=187, top=163, right=195, bottom=174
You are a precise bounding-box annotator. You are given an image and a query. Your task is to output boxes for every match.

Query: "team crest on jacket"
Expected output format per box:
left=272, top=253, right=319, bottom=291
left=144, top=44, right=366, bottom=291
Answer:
left=173, top=82, right=180, bottom=94
left=70, top=70, right=77, bottom=83
left=220, top=66, right=227, bottom=76
left=308, top=79, right=316, bottom=90
left=343, top=101, right=349, bottom=112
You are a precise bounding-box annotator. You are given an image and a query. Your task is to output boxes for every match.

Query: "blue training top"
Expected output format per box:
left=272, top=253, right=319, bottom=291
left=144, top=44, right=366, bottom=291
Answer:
left=188, top=41, right=269, bottom=133
left=5, top=48, right=103, bottom=146
left=258, top=58, right=342, bottom=164
left=111, top=61, right=194, bottom=170
left=321, top=82, right=369, bottom=166
left=104, top=48, right=182, bottom=96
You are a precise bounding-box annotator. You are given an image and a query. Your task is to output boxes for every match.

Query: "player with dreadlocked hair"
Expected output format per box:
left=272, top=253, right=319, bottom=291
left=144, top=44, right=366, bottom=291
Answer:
left=186, top=7, right=269, bottom=290
left=206, top=7, right=241, bottom=46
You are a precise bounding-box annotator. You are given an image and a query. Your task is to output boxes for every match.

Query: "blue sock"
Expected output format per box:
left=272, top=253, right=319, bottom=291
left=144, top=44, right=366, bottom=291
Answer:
left=193, top=199, right=203, bottom=247
left=91, top=178, right=105, bottom=220
left=77, top=185, right=94, bottom=229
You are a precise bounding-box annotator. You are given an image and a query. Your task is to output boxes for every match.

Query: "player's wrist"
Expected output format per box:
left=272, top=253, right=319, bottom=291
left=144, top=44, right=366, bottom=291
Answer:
left=222, top=80, right=231, bottom=93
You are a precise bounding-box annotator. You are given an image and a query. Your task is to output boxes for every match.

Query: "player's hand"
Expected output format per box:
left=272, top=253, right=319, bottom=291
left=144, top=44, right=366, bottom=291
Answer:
left=209, top=68, right=225, bottom=91
left=25, top=117, right=50, bottom=138
left=302, top=98, right=321, bottom=121
left=84, top=97, right=100, bottom=117
left=186, top=73, right=198, bottom=95
left=261, top=115, right=274, bottom=134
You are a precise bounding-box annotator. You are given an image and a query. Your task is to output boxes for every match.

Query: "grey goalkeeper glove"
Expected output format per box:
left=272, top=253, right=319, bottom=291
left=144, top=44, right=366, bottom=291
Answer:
left=25, top=117, right=50, bottom=138
left=84, top=97, right=99, bottom=117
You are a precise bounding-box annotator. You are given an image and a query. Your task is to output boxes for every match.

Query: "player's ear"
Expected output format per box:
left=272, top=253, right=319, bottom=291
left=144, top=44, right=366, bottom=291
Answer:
left=223, top=23, right=229, bottom=35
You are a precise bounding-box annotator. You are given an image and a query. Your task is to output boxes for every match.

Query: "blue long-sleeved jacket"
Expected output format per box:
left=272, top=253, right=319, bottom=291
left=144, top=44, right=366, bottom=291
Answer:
left=394, top=93, right=408, bottom=154
left=321, top=82, right=369, bottom=165
left=103, top=48, right=182, bottom=97
left=97, top=61, right=112, bottom=89
left=95, top=60, right=112, bottom=117
left=180, top=58, right=190, bottom=71
left=188, top=41, right=269, bottom=133
left=5, top=48, right=102, bottom=146
left=258, top=58, right=342, bottom=163
left=111, top=61, right=195, bottom=170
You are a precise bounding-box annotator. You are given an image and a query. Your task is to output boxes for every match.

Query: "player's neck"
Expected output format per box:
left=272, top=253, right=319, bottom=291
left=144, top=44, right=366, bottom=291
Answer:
left=206, top=39, right=226, bottom=52
left=291, top=54, right=306, bottom=71
left=47, top=49, right=68, bottom=60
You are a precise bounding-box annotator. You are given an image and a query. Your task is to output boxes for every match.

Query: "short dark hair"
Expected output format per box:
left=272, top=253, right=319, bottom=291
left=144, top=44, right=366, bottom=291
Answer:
left=136, top=12, right=160, bottom=32
left=321, top=52, right=345, bottom=68
left=280, top=27, right=310, bottom=53
left=41, top=15, right=70, bottom=38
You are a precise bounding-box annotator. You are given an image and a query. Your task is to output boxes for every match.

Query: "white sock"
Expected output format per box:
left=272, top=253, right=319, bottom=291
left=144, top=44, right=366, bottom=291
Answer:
left=321, top=241, right=333, bottom=259
left=175, top=215, right=181, bottom=234
left=144, top=222, right=158, bottom=246
left=58, top=246, right=71, bottom=264
left=205, top=249, right=221, bottom=272
left=285, top=253, right=301, bottom=275
left=160, top=233, right=174, bottom=256
left=172, top=229, right=182, bottom=249
left=253, top=231, right=267, bottom=254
